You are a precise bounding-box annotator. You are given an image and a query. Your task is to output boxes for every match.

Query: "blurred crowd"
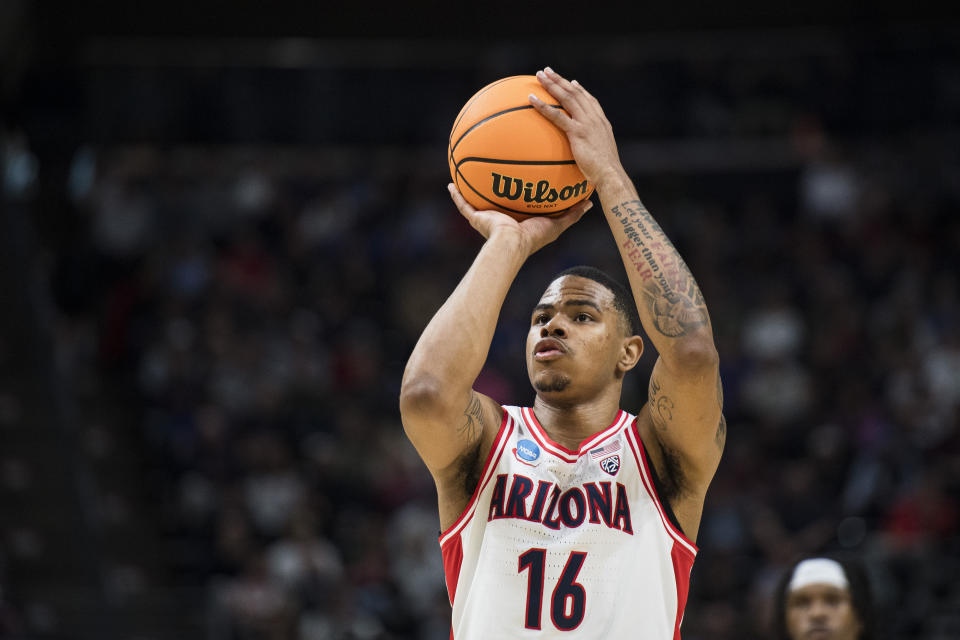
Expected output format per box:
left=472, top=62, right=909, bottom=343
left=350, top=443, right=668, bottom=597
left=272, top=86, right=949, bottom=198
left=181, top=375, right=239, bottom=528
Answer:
left=3, top=27, right=957, bottom=640
left=41, top=127, right=959, bottom=639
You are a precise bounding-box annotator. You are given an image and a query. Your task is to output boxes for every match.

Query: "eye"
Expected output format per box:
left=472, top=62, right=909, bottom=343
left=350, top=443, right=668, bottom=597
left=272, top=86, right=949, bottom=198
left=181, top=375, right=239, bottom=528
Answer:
left=575, top=312, right=592, bottom=322
left=534, top=313, right=550, bottom=324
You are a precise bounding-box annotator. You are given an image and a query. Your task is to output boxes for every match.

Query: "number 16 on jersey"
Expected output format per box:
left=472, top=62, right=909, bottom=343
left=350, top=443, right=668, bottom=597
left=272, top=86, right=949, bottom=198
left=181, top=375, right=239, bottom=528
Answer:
left=518, top=549, right=588, bottom=631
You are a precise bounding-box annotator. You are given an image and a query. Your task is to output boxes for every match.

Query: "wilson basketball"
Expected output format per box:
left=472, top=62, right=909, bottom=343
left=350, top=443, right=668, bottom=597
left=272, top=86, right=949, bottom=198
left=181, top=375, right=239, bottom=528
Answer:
left=448, top=75, right=594, bottom=220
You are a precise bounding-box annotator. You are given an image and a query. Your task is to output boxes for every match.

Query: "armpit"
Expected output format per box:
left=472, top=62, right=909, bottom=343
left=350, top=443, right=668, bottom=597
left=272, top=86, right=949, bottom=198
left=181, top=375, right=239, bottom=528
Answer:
left=641, top=436, right=690, bottom=538
left=453, top=437, right=484, bottom=501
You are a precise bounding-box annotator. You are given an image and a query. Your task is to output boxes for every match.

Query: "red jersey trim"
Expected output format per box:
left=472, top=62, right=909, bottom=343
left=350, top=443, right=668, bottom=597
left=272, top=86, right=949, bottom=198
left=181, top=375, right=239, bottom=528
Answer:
left=439, top=408, right=514, bottom=545
left=520, top=407, right=628, bottom=462
left=625, top=424, right=698, bottom=556
left=441, top=533, right=464, bottom=607
left=671, top=540, right=695, bottom=639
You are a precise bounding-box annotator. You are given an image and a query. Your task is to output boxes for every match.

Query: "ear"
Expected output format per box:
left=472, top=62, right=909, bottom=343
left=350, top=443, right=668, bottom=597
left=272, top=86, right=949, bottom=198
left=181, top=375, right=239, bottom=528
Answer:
left=616, top=335, right=644, bottom=375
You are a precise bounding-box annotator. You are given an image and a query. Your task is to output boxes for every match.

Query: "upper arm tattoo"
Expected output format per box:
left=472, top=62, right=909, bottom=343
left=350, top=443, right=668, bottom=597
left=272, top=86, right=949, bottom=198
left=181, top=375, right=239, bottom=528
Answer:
left=646, top=376, right=688, bottom=502
left=648, top=376, right=674, bottom=433
left=610, top=199, right=710, bottom=338
left=454, top=393, right=487, bottom=498
left=458, top=391, right=485, bottom=443
left=715, top=377, right=726, bottom=451
left=652, top=372, right=725, bottom=453
left=715, top=414, right=727, bottom=451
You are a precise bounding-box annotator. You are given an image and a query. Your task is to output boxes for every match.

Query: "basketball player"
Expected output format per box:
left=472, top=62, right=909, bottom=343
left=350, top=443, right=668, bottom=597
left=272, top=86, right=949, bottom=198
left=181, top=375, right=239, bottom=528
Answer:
left=400, top=67, right=724, bottom=638
left=774, top=556, right=875, bottom=640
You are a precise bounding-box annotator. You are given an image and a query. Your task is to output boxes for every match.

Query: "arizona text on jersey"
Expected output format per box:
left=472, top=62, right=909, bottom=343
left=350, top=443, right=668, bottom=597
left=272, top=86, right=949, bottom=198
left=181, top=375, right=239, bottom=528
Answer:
left=440, top=406, right=697, bottom=639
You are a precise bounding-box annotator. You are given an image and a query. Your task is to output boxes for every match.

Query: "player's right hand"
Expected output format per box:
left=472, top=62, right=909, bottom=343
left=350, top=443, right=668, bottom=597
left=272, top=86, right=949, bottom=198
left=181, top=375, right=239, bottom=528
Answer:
left=530, top=67, right=627, bottom=193
left=447, top=183, right=593, bottom=256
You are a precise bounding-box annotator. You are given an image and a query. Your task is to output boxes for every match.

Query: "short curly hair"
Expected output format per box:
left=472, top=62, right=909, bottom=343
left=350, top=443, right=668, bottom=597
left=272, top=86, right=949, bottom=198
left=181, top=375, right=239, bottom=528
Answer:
left=550, top=265, right=642, bottom=337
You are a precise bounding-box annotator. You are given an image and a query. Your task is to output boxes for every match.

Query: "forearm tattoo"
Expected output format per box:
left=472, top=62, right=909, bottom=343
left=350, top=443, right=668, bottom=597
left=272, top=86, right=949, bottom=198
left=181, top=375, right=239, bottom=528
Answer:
left=611, top=199, right=709, bottom=338
left=458, top=391, right=485, bottom=442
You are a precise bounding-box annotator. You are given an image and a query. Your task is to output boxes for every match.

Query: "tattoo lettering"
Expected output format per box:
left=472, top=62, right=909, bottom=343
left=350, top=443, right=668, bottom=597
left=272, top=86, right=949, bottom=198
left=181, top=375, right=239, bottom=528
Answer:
left=458, top=392, right=484, bottom=442
left=611, top=199, right=710, bottom=338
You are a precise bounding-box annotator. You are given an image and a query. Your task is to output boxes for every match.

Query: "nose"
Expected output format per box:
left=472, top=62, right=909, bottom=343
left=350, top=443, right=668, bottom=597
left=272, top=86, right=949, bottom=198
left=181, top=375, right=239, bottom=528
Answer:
left=808, top=599, right=830, bottom=622
left=540, top=316, right=566, bottom=338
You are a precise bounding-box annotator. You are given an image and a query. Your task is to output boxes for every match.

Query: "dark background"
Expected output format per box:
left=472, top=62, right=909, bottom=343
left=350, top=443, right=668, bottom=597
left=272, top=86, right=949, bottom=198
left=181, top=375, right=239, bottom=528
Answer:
left=1, top=1, right=959, bottom=639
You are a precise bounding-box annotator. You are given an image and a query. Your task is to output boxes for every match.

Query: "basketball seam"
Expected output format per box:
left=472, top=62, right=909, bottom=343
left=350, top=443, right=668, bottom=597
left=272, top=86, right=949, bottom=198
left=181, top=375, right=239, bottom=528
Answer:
left=448, top=84, right=573, bottom=218
left=455, top=157, right=578, bottom=168
left=449, top=75, right=521, bottom=146
left=449, top=104, right=564, bottom=160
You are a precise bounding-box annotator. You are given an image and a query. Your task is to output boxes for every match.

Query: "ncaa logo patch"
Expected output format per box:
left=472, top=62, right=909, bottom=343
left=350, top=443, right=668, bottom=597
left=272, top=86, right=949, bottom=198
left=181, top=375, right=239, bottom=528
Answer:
left=600, top=455, right=620, bottom=476
left=514, top=438, right=541, bottom=467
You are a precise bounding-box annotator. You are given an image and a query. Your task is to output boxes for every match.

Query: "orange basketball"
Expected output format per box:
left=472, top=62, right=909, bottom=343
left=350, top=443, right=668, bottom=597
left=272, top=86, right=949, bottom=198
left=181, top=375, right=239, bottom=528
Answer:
left=448, top=75, right=594, bottom=220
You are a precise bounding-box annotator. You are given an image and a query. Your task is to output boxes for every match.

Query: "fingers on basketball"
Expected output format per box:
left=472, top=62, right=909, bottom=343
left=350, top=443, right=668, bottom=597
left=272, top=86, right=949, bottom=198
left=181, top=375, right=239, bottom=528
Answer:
left=556, top=199, right=594, bottom=226
left=529, top=93, right=574, bottom=130
left=448, top=183, right=477, bottom=218
left=537, top=71, right=601, bottom=134
left=542, top=68, right=589, bottom=114
left=572, top=198, right=594, bottom=218
left=575, top=83, right=611, bottom=127
left=543, top=69, right=608, bottom=129
left=451, top=75, right=593, bottom=219
left=570, top=79, right=601, bottom=113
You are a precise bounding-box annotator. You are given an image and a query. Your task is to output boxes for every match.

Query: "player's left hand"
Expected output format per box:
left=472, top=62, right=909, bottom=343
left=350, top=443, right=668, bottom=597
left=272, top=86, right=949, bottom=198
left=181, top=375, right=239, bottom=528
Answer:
left=530, top=67, right=627, bottom=192
left=447, top=183, right=592, bottom=257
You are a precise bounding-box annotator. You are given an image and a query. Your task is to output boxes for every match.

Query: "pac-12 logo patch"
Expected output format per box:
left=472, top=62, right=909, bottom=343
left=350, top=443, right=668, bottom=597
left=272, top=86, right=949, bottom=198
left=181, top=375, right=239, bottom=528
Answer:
left=600, top=455, right=620, bottom=476
left=514, top=438, right=541, bottom=466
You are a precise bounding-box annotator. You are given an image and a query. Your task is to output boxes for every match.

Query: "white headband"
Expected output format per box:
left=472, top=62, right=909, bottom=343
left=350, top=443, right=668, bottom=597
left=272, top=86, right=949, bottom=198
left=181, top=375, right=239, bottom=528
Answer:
left=788, top=558, right=849, bottom=592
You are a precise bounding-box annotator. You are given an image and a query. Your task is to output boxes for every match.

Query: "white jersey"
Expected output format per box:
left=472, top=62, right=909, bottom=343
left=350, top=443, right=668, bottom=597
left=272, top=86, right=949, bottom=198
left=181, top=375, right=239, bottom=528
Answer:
left=439, top=405, right=697, bottom=639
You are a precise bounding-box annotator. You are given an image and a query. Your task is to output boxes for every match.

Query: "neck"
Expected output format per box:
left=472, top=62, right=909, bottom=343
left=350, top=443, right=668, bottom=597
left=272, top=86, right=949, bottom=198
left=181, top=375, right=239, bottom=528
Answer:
left=532, top=385, right=623, bottom=451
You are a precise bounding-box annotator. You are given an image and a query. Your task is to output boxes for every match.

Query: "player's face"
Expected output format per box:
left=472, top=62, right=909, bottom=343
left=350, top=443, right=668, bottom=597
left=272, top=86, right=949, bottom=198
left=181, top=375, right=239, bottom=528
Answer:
left=785, top=584, right=861, bottom=640
left=526, top=276, right=628, bottom=399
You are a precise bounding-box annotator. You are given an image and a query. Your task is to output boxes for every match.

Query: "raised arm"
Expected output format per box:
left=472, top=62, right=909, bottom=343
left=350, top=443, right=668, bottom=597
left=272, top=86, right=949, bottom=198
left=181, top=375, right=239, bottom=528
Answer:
left=531, top=68, right=723, bottom=522
left=400, top=185, right=591, bottom=527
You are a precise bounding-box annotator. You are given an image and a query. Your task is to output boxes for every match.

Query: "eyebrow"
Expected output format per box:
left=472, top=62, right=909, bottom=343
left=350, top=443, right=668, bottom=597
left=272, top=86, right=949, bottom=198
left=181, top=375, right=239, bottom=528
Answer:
left=533, top=299, right=603, bottom=313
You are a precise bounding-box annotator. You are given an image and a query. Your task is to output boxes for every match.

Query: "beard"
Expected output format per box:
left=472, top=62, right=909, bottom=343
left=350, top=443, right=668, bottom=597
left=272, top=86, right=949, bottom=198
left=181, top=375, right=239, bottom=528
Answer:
left=534, top=372, right=572, bottom=393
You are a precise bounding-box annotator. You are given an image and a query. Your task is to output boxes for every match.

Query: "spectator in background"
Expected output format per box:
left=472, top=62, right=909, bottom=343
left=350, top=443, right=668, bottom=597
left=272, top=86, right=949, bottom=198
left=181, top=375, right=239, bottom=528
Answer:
left=773, top=555, right=875, bottom=640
